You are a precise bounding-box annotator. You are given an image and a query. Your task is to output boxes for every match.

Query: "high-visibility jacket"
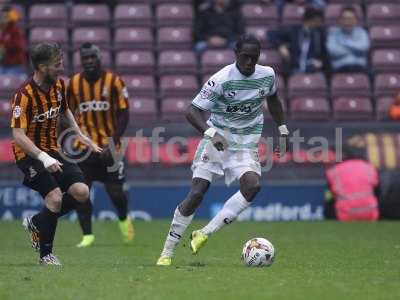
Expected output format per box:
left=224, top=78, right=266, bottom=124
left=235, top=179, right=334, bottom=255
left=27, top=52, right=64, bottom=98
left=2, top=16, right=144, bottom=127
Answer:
left=326, top=159, right=379, bottom=221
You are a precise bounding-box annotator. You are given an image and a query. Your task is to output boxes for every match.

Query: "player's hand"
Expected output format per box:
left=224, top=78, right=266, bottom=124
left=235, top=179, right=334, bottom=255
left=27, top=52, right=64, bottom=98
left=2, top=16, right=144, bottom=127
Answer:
left=212, top=132, right=228, bottom=152
left=47, top=160, right=63, bottom=173
left=78, top=133, right=102, bottom=153
left=274, top=134, right=290, bottom=158
left=37, top=151, right=63, bottom=173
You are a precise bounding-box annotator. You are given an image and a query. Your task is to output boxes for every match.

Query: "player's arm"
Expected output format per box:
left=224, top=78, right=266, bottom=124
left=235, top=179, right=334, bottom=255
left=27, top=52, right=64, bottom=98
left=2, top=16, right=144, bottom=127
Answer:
left=11, top=93, right=62, bottom=172
left=12, top=128, right=63, bottom=172
left=112, top=76, right=130, bottom=145
left=63, top=108, right=102, bottom=153
left=187, top=79, right=227, bottom=151
left=266, top=92, right=290, bottom=156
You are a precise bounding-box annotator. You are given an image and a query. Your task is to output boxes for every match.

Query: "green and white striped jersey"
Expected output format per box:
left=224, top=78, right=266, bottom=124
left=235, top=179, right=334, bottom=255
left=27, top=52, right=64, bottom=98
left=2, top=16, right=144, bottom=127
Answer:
left=192, top=63, right=277, bottom=150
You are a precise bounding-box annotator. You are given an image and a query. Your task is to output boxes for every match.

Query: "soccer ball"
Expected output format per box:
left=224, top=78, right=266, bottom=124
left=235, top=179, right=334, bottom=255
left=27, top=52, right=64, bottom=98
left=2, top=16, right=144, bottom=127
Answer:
left=241, top=237, right=275, bottom=267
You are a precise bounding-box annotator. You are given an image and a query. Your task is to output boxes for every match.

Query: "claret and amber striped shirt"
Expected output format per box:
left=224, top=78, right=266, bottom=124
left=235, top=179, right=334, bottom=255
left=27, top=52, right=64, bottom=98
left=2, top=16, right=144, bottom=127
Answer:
left=67, top=71, right=129, bottom=148
left=10, top=78, right=68, bottom=161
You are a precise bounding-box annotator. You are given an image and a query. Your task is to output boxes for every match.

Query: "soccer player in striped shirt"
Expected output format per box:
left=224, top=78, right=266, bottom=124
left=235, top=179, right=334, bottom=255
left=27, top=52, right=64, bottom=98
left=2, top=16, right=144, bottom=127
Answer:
left=11, top=42, right=101, bottom=265
left=67, top=43, right=133, bottom=247
left=157, top=35, right=289, bottom=266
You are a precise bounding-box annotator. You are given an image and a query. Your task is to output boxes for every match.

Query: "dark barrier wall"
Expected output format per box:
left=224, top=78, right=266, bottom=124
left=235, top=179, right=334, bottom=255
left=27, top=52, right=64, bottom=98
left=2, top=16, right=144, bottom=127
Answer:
left=0, top=182, right=325, bottom=221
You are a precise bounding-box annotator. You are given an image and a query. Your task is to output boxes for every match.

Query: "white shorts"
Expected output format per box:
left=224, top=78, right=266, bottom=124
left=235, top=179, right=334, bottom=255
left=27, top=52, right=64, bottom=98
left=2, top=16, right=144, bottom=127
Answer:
left=191, top=138, right=261, bottom=185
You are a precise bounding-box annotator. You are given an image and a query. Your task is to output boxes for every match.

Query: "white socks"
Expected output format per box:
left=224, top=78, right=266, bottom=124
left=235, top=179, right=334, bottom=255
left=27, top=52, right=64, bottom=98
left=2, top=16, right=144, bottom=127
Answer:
left=201, top=190, right=250, bottom=235
left=161, top=207, right=194, bottom=258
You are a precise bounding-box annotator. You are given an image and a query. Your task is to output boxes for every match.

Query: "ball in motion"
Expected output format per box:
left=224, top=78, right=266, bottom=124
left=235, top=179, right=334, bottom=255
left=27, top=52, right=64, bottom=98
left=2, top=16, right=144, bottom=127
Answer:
left=242, top=237, right=275, bottom=267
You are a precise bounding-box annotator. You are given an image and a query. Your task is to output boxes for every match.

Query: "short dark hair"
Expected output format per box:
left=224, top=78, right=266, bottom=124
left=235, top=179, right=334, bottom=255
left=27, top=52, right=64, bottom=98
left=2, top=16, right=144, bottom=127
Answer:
left=303, top=6, right=324, bottom=21
left=340, top=5, right=357, bottom=16
left=80, top=42, right=94, bottom=51
left=30, top=42, right=62, bottom=70
left=235, top=34, right=261, bottom=52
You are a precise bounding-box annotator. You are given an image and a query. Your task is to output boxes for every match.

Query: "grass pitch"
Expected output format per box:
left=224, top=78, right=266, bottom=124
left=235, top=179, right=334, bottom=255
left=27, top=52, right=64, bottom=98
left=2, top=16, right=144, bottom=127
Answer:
left=0, top=220, right=399, bottom=300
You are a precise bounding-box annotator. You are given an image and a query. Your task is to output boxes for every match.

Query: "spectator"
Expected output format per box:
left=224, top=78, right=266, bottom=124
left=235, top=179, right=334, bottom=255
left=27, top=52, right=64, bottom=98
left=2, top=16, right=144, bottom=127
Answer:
left=324, top=137, right=380, bottom=222
left=261, top=0, right=326, bottom=18
left=388, top=92, right=400, bottom=121
left=326, top=6, right=370, bottom=73
left=268, top=6, right=327, bottom=74
left=0, top=6, right=26, bottom=75
left=194, top=0, right=244, bottom=54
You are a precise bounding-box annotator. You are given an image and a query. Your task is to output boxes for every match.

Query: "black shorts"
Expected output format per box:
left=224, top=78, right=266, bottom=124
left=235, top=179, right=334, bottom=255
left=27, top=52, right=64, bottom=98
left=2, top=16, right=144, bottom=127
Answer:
left=78, top=152, right=126, bottom=185
left=17, top=151, right=86, bottom=198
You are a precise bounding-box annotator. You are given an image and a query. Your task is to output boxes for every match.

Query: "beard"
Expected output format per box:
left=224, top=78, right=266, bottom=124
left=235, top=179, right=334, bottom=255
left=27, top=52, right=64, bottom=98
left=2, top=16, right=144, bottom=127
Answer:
left=43, top=72, right=57, bottom=86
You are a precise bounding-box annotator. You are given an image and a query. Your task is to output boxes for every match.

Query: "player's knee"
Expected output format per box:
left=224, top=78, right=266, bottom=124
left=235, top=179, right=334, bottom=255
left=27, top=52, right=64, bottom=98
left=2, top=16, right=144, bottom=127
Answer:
left=69, top=183, right=89, bottom=203
left=241, top=182, right=261, bottom=202
left=45, top=189, right=63, bottom=211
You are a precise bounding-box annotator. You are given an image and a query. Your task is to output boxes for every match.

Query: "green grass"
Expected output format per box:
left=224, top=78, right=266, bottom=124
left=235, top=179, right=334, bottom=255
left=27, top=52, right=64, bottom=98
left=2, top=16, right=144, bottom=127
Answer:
left=0, top=220, right=399, bottom=300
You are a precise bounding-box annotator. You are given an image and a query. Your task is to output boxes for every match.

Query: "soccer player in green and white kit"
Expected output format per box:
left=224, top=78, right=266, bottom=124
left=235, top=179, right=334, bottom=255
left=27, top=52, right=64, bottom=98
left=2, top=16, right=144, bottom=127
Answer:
left=157, top=35, right=289, bottom=266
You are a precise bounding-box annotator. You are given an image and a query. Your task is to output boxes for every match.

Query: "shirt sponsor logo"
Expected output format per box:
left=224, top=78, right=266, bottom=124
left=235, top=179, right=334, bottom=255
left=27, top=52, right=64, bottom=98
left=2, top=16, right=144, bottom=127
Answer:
left=33, top=106, right=61, bottom=123
left=79, top=100, right=110, bottom=112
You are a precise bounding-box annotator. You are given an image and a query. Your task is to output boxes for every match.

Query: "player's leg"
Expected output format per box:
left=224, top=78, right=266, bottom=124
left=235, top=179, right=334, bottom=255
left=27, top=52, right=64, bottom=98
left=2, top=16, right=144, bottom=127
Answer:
left=201, top=171, right=260, bottom=235
left=53, top=155, right=93, bottom=247
left=75, top=179, right=95, bottom=247
left=104, top=182, right=134, bottom=243
left=157, top=176, right=210, bottom=266
left=190, top=170, right=260, bottom=255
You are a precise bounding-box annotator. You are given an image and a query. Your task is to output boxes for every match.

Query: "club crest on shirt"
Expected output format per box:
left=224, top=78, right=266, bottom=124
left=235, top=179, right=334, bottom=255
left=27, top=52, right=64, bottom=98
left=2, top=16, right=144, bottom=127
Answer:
left=259, top=88, right=268, bottom=97
left=102, top=86, right=109, bottom=98
left=13, top=105, right=21, bottom=118
left=57, top=90, right=63, bottom=102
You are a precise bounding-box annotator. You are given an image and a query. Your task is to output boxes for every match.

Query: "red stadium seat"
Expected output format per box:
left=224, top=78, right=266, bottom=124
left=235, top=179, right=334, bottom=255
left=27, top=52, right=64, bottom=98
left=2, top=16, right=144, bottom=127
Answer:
left=374, top=73, right=400, bottom=97
left=288, top=73, right=327, bottom=99
left=367, top=3, right=400, bottom=25
left=159, top=141, right=193, bottom=166
left=241, top=4, right=278, bottom=26
left=325, top=4, right=363, bottom=26
left=331, top=73, right=371, bottom=98
left=157, top=27, right=193, bottom=50
left=128, top=98, right=157, bottom=121
left=201, top=49, right=236, bottom=74
left=290, top=97, right=331, bottom=120
left=114, top=4, right=153, bottom=27
left=370, top=26, right=400, bottom=49
left=159, top=75, right=198, bottom=98
left=72, top=50, right=112, bottom=73
left=161, top=98, right=191, bottom=121
left=114, top=27, right=154, bottom=50
left=282, top=4, right=305, bottom=25
left=72, top=28, right=111, bottom=50
left=71, top=4, right=110, bottom=26
left=156, top=4, right=193, bottom=26
left=115, top=51, right=155, bottom=75
left=376, top=96, right=395, bottom=120
left=158, top=50, right=197, bottom=75
left=372, top=49, right=400, bottom=73
left=0, top=138, right=13, bottom=163
left=30, top=28, right=68, bottom=47
left=122, top=75, right=156, bottom=98
left=127, top=137, right=152, bottom=165
left=258, top=50, right=283, bottom=74
left=0, top=75, right=26, bottom=99
left=333, top=97, right=373, bottom=120
left=29, top=4, right=67, bottom=27
left=246, top=26, right=271, bottom=49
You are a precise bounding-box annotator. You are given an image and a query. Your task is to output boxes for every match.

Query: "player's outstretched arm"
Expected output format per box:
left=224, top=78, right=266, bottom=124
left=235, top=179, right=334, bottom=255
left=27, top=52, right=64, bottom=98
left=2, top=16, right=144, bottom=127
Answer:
left=12, top=128, right=62, bottom=172
left=63, top=108, right=102, bottom=153
left=186, top=104, right=227, bottom=151
left=266, top=93, right=290, bottom=156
